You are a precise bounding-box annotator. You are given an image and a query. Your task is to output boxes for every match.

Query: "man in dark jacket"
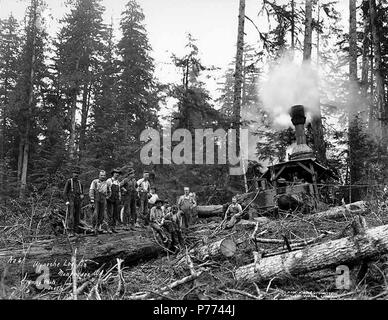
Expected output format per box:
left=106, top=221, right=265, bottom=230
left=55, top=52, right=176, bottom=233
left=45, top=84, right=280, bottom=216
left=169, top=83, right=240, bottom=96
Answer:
left=63, top=167, right=84, bottom=235
left=106, top=168, right=122, bottom=233
left=120, top=168, right=138, bottom=229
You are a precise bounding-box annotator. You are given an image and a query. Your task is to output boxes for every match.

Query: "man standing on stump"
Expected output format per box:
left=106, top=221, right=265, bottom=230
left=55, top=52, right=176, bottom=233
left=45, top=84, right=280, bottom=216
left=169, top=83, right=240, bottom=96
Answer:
left=137, top=171, right=151, bottom=226
left=63, top=167, right=84, bottom=235
left=89, top=170, right=108, bottom=234
left=120, top=168, right=138, bottom=229
left=106, top=168, right=122, bottom=233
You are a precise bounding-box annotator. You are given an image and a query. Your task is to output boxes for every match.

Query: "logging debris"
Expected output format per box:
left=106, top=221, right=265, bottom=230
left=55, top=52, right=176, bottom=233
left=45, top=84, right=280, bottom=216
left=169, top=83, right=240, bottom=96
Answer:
left=1, top=201, right=388, bottom=300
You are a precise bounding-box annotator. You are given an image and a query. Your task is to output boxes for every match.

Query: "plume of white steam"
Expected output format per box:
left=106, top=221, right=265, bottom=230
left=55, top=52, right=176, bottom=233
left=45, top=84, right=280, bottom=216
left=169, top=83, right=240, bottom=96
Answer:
left=259, top=55, right=320, bottom=128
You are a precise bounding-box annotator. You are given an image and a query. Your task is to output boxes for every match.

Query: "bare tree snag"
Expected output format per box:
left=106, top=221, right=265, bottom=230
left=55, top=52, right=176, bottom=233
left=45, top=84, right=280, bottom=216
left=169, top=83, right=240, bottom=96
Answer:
left=235, top=223, right=388, bottom=282
left=369, top=0, right=387, bottom=141
left=303, top=0, right=327, bottom=164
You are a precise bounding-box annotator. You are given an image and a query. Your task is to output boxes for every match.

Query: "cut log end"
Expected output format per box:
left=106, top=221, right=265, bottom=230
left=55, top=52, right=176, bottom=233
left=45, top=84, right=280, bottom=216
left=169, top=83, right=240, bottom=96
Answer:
left=220, top=238, right=237, bottom=257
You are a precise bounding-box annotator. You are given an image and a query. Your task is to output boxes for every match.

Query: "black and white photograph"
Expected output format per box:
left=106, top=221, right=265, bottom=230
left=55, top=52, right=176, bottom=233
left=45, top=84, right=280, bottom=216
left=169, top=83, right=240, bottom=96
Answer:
left=0, top=0, right=388, bottom=307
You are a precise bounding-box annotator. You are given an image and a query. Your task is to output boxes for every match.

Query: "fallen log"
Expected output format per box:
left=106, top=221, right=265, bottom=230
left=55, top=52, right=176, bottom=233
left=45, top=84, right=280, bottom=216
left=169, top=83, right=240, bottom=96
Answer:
left=235, top=223, right=388, bottom=282
left=306, top=201, right=367, bottom=221
left=128, top=270, right=203, bottom=300
left=0, top=229, right=165, bottom=286
left=196, top=205, right=224, bottom=218
left=191, top=237, right=236, bottom=260
left=255, top=233, right=327, bottom=245
left=258, top=201, right=369, bottom=231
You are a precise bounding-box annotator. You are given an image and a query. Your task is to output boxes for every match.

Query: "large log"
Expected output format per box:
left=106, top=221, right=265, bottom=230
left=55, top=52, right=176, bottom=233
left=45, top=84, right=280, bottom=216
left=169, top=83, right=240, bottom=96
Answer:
left=0, top=229, right=165, bottom=286
left=306, top=201, right=367, bottom=221
left=196, top=205, right=224, bottom=218
left=191, top=237, right=236, bottom=260
left=235, top=223, right=388, bottom=282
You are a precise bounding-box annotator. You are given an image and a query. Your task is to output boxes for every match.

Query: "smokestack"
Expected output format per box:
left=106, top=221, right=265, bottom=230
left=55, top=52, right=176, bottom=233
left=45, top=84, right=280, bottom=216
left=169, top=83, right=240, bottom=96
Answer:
left=289, top=105, right=314, bottom=160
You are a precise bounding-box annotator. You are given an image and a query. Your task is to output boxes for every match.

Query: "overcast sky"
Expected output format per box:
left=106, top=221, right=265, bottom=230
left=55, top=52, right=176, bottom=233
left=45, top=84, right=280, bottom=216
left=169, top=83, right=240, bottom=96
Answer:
left=0, top=0, right=349, bottom=98
left=0, top=0, right=266, bottom=99
left=0, top=0, right=349, bottom=163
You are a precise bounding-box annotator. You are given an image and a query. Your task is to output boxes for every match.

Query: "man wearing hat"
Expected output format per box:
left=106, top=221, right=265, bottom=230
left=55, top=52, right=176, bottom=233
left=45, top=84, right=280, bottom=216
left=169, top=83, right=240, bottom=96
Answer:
left=106, top=168, right=122, bottom=233
left=149, top=198, right=168, bottom=243
left=177, top=187, right=196, bottom=229
left=120, top=168, right=138, bottom=229
left=89, top=170, right=109, bottom=233
left=137, top=171, right=151, bottom=226
left=63, top=167, right=84, bottom=235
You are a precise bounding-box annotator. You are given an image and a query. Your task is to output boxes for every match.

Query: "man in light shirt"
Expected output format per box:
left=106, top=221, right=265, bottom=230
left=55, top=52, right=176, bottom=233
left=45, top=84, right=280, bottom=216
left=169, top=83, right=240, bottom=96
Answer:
left=89, top=170, right=108, bottom=233
left=148, top=187, right=159, bottom=208
left=137, top=171, right=151, bottom=225
left=224, top=196, right=243, bottom=229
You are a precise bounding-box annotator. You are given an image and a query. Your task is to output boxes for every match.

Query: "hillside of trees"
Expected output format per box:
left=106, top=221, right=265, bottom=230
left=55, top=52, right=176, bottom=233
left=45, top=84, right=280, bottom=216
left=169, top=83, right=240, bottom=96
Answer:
left=0, top=0, right=387, bottom=207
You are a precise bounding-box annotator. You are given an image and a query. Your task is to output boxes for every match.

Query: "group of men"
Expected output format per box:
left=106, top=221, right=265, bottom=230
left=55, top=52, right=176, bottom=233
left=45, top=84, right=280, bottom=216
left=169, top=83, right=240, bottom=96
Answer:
left=63, top=167, right=198, bottom=241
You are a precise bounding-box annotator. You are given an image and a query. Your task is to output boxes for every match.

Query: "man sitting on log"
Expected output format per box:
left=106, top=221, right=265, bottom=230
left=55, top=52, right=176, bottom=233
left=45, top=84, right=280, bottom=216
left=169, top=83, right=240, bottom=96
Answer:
left=89, top=170, right=109, bottom=234
left=150, top=199, right=168, bottom=243
left=177, top=187, right=196, bottom=229
left=224, top=196, right=243, bottom=229
left=63, top=167, right=84, bottom=235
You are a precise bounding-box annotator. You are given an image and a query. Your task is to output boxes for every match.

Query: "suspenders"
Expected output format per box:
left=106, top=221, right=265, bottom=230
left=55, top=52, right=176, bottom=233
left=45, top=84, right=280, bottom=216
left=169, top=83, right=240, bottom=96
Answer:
left=70, top=178, right=83, bottom=194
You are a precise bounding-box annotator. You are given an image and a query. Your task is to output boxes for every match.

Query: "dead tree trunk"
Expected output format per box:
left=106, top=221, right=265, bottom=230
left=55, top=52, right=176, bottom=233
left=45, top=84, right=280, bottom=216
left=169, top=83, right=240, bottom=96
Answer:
left=303, top=0, right=313, bottom=61
left=369, top=0, right=387, bottom=141
left=303, top=0, right=327, bottom=165
left=19, top=0, right=38, bottom=198
left=69, top=57, right=80, bottom=160
left=235, top=223, right=388, bottom=282
left=79, top=82, right=90, bottom=158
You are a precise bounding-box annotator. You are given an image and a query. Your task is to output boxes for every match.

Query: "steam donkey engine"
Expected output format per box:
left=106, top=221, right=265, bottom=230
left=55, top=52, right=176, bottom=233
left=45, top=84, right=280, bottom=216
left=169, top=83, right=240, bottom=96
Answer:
left=256, top=105, right=338, bottom=214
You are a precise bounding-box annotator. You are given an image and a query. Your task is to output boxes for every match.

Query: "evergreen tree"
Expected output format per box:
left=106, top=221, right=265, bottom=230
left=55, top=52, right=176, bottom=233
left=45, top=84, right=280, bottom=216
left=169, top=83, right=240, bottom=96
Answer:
left=116, top=0, right=160, bottom=169
left=8, top=0, right=48, bottom=198
left=55, top=0, right=107, bottom=160
left=0, top=15, right=22, bottom=200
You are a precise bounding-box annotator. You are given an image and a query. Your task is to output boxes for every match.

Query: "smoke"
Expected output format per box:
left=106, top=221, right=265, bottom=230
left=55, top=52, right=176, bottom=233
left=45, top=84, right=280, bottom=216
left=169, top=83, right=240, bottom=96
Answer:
left=259, top=54, right=320, bottom=128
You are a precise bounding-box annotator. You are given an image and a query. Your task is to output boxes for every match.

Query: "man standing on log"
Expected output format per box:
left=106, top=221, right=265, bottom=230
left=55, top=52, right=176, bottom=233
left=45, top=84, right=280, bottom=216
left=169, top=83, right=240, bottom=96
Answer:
left=137, top=171, right=151, bottom=226
left=150, top=199, right=168, bottom=243
left=177, top=187, right=196, bottom=229
left=63, top=167, right=84, bottom=235
left=120, top=168, right=138, bottom=229
left=89, top=170, right=108, bottom=234
left=224, top=196, right=243, bottom=229
left=106, top=168, right=122, bottom=233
